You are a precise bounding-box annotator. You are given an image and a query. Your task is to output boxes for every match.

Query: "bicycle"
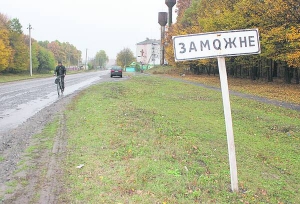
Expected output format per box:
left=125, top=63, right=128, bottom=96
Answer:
left=55, top=75, right=64, bottom=96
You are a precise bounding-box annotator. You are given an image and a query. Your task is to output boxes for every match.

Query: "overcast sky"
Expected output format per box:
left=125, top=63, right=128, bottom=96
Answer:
left=1, top=0, right=177, bottom=60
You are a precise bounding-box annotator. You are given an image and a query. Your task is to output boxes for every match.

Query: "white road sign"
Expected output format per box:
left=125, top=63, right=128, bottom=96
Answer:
left=173, top=29, right=260, bottom=61
left=172, top=28, right=261, bottom=193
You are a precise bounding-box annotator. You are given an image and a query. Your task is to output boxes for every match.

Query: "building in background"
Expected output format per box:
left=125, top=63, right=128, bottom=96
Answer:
left=107, top=59, right=116, bottom=67
left=136, top=38, right=160, bottom=67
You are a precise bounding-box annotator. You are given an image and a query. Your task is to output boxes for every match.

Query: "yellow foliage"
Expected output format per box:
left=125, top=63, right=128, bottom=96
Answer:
left=171, top=74, right=300, bottom=104
left=0, top=29, right=12, bottom=71
left=165, top=0, right=300, bottom=69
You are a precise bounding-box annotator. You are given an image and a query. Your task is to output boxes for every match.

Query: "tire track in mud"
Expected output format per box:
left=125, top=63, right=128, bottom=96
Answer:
left=1, top=101, right=71, bottom=204
left=38, top=113, right=67, bottom=204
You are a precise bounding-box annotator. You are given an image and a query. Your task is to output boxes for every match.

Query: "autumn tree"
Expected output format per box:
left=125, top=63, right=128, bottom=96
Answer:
left=116, top=48, right=135, bottom=68
left=0, top=12, right=82, bottom=74
left=0, top=14, right=12, bottom=72
left=94, top=50, right=109, bottom=68
left=165, top=0, right=300, bottom=83
left=7, top=18, right=29, bottom=72
left=44, top=40, right=81, bottom=66
left=0, top=13, right=9, bottom=30
left=0, top=29, right=12, bottom=72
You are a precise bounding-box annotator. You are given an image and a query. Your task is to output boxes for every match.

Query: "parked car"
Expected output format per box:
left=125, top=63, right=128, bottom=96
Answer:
left=111, top=66, right=123, bottom=78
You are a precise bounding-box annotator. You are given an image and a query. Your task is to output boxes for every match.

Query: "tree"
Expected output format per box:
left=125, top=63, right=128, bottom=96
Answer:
left=94, top=50, right=109, bottom=68
left=0, top=29, right=12, bottom=72
left=38, top=40, right=49, bottom=49
left=8, top=18, right=23, bottom=34
left=164, top=0, right=300, bottom=83
left=0, top=13, right=9, bottom=30
left=116, top=48, right=135, bottom=68
left=31, top=41, right=40, bottom=71
left=7, top=19, right=29, bottom=72
left=37, top=46, right=55, bottom=73
left=47, top=41, right=62, bottom=63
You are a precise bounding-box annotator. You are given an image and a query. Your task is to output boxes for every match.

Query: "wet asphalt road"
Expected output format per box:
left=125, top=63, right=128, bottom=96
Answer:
left=0, top=70, right=112, bottom=134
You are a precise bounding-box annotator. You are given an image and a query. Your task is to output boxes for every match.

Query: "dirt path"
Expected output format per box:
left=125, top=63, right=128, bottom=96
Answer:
left=167, top=76, right=300, bottom=111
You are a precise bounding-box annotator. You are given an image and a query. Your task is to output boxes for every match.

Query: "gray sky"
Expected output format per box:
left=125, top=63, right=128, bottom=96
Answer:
left=1, top=0, right=177, bottom=60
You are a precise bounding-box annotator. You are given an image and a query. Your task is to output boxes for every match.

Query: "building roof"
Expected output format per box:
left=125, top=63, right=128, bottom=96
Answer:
left=136, top=38, right=160, bottom=45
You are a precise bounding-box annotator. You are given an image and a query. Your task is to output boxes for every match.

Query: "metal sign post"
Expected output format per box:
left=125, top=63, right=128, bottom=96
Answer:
left=172, top=29, right=261, bottom=193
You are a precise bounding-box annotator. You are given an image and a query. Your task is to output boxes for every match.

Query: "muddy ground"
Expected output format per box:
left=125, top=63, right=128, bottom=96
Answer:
left=0, top=93, right=73, bottom=204
left=0, top=74, right=118, bottom=203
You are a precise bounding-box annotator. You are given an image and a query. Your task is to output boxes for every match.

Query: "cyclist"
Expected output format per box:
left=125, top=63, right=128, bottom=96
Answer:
left=54, top=61, right=66, bottom=91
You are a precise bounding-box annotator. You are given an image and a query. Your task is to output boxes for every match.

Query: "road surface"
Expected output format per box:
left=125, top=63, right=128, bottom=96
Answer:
left=0, top=70, right=111, bottom=133
left=0, top=70, right=130, bottom=200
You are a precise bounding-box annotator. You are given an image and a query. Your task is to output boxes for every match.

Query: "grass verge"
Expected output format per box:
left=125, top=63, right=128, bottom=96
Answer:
left=146, top=66, right=300, bottom=104
left=63, top=75, right=300, bottom=203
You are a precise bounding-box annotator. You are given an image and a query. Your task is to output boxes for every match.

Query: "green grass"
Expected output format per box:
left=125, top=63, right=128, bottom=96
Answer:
left=0, top=156, right=4, bottom=162
left=5, top=181, right=18, bottom=194
left=62, top=75, right=300, bottom=203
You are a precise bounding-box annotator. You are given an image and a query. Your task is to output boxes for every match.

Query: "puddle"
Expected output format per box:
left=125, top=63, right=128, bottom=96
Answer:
left=0, top=76, right=101, bottom=134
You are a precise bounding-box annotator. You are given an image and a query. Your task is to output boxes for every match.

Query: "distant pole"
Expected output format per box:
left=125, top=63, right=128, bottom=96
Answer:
left=27, top=24, right=33, bottom=76
left=77, top=52, right=80, bottom=70
left=85, top=49, right=88, bottom=70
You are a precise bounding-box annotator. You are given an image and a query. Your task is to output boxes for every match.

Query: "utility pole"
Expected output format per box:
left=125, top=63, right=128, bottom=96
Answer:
left=85, top=49, right=88, bottom=70
left=27, top=24, right=33, bottom=76
left=77, top=52, right=80, bottom=70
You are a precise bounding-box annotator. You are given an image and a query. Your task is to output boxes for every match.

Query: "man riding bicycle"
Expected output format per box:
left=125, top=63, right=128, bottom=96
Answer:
left=54, top=61, right=66, bottom=91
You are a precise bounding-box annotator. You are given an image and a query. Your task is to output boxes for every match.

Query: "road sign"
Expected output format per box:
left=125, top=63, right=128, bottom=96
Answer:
left=173, top=29, right=260, bottom=61
left=172, top=28, right=261, bottom=193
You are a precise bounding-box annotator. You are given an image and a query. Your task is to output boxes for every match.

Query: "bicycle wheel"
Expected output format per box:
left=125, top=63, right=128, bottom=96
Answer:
left=57, top=81, right=61, bottom=96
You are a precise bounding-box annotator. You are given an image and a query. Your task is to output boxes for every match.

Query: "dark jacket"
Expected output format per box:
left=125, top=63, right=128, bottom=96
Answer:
left=55, top=65, right=66, bottom=76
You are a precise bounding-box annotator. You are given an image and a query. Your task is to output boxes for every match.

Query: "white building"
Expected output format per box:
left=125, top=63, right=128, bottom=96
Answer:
left=136, top=38, right=160, bottom=66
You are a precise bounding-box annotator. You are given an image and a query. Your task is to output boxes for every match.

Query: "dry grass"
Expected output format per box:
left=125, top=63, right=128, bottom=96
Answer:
left=169, top=74, right=300, bottom=104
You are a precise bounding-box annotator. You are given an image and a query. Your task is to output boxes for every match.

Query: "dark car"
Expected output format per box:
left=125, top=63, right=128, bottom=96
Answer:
left=111, top=66, right=123, bottom=78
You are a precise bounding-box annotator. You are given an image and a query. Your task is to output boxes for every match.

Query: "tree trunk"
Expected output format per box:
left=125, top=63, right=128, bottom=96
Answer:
left=284, top=66, right=292, bottom=84
left=273, top=61, right=278, bottom=77
left=295, top=68, right=299, bottom=84
left=239, top=65, right=243, bottom=78
left=234, top=65, right=238, bottom=78
left=206, top=65, right=211, bottom=75
left=251, top=66, right=258, bottom=80
left=229, top=67, right=234, bottom=76
left=267, top=60, right=273, bottom=82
